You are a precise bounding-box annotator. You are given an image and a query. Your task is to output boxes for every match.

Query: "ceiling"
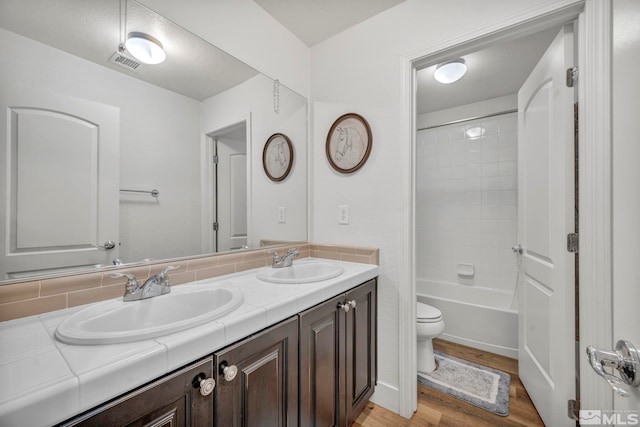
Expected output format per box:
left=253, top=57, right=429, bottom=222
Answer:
left=416, top=26, right=561, bottom=115
left=254, top=0, right=561, bottom=115
left=0, top=0, right=258, bottom=101
left=1, top=0, right=562, bottom=114
left=253, top=0, right=406, bottom=47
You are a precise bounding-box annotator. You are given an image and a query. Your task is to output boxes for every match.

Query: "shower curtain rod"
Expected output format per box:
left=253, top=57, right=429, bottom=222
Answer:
left=417, top=108, right=518, bottom=131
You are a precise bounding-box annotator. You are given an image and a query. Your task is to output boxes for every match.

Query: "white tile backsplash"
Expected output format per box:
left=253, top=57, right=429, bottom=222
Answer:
left=416, top=112, right=518, bottom=290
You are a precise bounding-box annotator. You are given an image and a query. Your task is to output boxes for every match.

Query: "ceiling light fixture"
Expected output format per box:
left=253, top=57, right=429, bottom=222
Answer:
left=125, top=32, right=166, bottom=65
left=465, top=126, right=486, bottom=139
left=433, top=58, right=467, bottom=84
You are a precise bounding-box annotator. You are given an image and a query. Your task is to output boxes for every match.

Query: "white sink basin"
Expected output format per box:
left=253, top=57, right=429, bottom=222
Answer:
left=256, top=261, right=344, bottom=284
left=56, top=284, right=244, bottom=345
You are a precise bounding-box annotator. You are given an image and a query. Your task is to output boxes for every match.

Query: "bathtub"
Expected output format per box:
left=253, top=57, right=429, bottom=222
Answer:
left=416, top=280, right=518, bottom=359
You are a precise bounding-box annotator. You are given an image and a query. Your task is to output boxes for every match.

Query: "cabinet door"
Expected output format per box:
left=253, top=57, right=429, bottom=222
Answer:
left=214, top=316, right=298, bottom=427
left=344, top=279, right=377, bottom=426
left=299, top=294, right=345, bottom=427
left=62, top=357, right=214, bottom=427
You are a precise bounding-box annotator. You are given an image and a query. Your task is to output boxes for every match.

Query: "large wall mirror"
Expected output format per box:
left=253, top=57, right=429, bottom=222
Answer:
left=0, top=0, right=308, bottom=283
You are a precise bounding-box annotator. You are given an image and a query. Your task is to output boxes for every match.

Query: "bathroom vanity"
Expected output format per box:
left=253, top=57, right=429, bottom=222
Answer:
left=0, top=259, right=378, bottom=427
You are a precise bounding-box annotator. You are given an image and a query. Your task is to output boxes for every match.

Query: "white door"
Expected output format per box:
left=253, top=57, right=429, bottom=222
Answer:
left=215, top=132, right=247, bottom=252
left=517, top=24, right=575, bottom=427
left=0, top=88, right=119, bottom=279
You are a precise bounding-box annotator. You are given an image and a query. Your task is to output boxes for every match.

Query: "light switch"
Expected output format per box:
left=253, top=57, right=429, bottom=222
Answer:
left=278, top=206, right=286, bottom=223
left=338, top=205, right=349, bottom=225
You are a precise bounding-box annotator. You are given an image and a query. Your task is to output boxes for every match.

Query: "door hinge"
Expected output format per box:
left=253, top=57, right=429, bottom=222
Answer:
left=566, top=66, right=578, bottom=87
left=213, top=154, right=219, bottom=164
left=568, top=399, right=580, bottom=420
left=213, top=222, right=219, bottom=231
left=567, top=233, right=579, bottom=253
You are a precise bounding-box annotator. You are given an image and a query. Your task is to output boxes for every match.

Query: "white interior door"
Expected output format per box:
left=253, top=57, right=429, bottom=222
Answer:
left=517, top=24, right=575, bottom=427
left=215, top=132, right=247, bottom=252
left=0, top=88, right=119, bottom=279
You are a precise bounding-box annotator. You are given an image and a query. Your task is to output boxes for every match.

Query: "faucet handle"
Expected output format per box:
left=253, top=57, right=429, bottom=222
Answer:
left=156, top=265, right=181, bottom=287
left=267, top=250, right=281, bottom=260
left=111, top=272, right=139, bottom=293
left=160, top=265, right=180, bottom=274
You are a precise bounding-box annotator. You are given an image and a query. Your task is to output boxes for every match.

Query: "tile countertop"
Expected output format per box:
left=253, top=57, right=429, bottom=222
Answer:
left=0, top=258, right=379, bottom=427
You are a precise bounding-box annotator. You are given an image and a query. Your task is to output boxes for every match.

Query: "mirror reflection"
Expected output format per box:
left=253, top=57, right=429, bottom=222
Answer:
left=0, top=0, right=308, bottom=283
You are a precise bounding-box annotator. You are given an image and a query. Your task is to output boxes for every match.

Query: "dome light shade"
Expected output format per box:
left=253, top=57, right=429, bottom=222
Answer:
left=465, top=126, right=486, bottom=139
left=434, top=59, right=467, bottom=84
left=125, top=32, right=166, bottom=65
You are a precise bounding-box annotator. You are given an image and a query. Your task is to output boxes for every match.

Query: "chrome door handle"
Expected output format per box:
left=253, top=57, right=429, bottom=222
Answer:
left=586, top=340, right=640, bottom=397
left=99, top=240, right=116, bottom=250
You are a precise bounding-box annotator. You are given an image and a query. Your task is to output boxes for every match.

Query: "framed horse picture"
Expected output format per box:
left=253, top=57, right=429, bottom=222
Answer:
left=263, top=133, right=294, bottom=181
left=325, top=113, right=372, bottom=174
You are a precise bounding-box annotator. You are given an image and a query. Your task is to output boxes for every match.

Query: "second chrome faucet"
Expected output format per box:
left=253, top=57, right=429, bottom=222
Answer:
left=269, top=249, right=299, bottom=268
left=112, top=265, right=180, bottom=301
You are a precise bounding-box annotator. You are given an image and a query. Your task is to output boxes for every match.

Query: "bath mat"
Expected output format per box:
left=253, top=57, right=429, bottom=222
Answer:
left=417, top=351, right=511, bottom=416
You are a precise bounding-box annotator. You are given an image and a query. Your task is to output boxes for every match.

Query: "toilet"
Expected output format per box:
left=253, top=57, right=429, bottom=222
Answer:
left=416, top=302, right=445, bottom=374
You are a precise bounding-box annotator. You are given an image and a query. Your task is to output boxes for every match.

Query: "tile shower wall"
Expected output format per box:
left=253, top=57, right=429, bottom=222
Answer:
left=416, top=112, right=518, bottom=292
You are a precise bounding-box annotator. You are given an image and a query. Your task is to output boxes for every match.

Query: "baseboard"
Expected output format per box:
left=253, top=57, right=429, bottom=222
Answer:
left=440, top=333, right=519, bottom=359
left=369, top=380, right=402, bottom=415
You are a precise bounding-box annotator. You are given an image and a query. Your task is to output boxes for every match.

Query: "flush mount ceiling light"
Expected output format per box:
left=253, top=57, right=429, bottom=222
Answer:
left=125, top=32, right=166, bottom=65
left=433, top=58, right=467, bottom=84
left=465, top=126, right=486, bottom=139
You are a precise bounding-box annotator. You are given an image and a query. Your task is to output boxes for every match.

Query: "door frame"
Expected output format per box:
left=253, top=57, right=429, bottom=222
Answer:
left=399, top=0, right=612, bottom=419
left=201, top=114, right=252, bottom=254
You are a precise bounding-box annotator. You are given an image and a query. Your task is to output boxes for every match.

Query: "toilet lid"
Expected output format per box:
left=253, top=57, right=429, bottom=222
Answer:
left=417, top=302, right=442, bottom=322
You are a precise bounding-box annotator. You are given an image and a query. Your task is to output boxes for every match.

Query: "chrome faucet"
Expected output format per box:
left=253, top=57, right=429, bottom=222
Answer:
left=112, top=265, right=180, bottom=301
left=269, top=249, right=299, bottom=268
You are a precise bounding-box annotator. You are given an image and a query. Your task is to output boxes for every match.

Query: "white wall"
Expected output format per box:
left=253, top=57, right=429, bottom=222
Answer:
left=416, top=111, right=518, bottom=293
left=612, top=0, right=640, bottom=415
left=140, top=0, right=310, bottom=98
left=0, top=28, right=202, bottom=264
left=309, top=0, right=580, bottom=413
left=200, top=74, right=308, bottom=248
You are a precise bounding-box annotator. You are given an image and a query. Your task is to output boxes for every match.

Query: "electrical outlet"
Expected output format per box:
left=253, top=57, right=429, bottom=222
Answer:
left=278, top=206, right=286, bottom=223
left=338, top=205, right=349, bottom=224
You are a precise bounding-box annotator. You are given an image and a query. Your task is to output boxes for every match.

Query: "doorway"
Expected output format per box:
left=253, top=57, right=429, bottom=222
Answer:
left=413, top=7, right=578, bottom=425
left=207, top=121, right=248, bottom=252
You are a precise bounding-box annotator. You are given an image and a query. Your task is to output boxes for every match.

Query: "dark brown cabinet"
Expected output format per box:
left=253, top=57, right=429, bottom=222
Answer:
left=299, top=279, right=377, bottom=427
left=214, top=315, right=299, bottom=427
left=60, top=357, right=214, bottom=427
left=59, top=278, right=377, bottom=427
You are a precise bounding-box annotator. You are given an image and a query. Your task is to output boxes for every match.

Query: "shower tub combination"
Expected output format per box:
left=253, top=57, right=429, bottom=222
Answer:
left=416, top=279, right=518, bottom=359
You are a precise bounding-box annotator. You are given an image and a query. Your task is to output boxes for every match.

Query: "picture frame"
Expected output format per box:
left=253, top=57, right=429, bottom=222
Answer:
left=325, top=113, right=372, bottom=174
left=262, top=133, right=294, bottom=181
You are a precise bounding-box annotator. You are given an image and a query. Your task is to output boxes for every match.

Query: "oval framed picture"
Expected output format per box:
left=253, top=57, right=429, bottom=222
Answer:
left=263, top=133, right=294, bottom=181
left=326, top=113, right=372, bottom=174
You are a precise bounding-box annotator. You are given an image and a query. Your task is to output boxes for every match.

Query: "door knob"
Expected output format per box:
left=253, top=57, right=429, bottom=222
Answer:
left=99, top=240, right=116, bottom=250
left=586, top=340, right=640, bottom=397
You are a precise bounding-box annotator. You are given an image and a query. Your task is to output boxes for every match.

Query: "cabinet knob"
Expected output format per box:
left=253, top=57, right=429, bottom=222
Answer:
left=192, top=373, right=215, bottom=396
left=220, top=362, right=238, bottom=382
left=337, top=300, right=356, bottom=313
left=199, top=378, right=216, bottom=396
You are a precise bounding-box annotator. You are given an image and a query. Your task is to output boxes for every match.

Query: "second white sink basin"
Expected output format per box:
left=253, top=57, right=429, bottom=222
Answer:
left=256, top=261, right=344, bottom=284
left=56, top=284, right=244, bottom=345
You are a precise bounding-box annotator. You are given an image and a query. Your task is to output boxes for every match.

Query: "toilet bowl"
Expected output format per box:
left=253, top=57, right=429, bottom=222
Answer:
left=417, top=302, right=445, bottom=374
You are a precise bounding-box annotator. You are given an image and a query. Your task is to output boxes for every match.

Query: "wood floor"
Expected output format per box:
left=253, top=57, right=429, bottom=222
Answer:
left=353, top=339, right=545, bottom=427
